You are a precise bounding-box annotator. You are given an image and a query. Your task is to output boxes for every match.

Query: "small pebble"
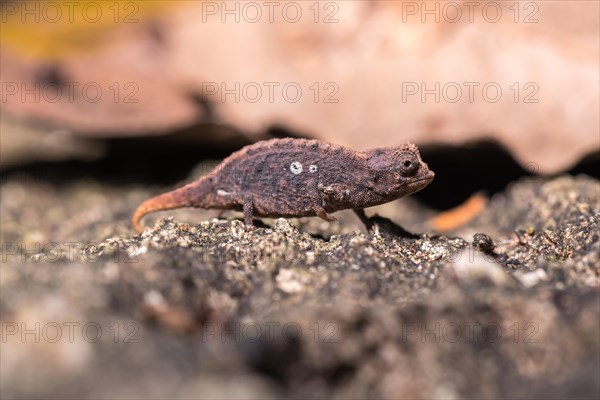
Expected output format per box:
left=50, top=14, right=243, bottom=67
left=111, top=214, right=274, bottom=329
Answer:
left=473, top=233, right=495, bottom=253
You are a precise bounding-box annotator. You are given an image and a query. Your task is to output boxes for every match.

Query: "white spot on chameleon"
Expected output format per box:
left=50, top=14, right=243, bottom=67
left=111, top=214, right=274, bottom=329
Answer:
left=217, top=189, right=232, bottom=196
left=309, top=164, right=318, bottom=173
left=290, top=161, right=303, bottom=175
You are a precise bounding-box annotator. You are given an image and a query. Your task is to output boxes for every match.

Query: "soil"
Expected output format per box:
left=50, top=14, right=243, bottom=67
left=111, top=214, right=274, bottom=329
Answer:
left=1, top=173, right=598, bottom=399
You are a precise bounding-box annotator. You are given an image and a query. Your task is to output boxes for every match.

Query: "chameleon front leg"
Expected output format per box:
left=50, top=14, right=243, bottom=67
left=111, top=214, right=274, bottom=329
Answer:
left=318, top=183, right=351, bottom=203
left=317, top=208, right=338, bottom=222
left=316, top=183, right=346, bottom=222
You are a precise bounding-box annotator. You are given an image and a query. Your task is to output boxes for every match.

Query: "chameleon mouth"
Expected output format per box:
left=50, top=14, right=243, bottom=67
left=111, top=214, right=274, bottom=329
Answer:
left=405, top=171, right=435, bottom=192
left=413, top=171, right=435, bottom=183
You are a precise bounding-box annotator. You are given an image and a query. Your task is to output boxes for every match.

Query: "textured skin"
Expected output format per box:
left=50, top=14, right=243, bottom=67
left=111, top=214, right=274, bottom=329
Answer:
left=132, top=138, right=435, bottom=232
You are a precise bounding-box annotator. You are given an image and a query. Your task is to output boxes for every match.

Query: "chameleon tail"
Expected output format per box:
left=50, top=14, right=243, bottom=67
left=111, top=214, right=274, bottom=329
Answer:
left=131, top=183, right=199, bottom=233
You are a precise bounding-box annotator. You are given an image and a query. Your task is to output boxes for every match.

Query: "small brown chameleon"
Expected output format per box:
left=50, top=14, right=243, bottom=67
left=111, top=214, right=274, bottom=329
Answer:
left=132, top=138, right=434, bottom=233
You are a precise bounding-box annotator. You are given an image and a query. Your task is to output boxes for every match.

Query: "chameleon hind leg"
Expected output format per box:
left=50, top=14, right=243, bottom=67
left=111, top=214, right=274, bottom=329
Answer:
left=242, top=197, right=255, bottom=227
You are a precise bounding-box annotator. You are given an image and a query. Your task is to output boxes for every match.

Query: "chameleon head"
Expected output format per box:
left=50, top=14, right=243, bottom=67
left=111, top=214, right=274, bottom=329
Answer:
left=366, top=143, right=435, bottom=197
left=392, top=143, right=435, bottom=195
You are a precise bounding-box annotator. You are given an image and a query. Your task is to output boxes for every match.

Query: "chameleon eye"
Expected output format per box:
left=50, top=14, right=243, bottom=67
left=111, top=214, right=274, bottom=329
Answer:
left=398, top=152, right=419, bottom=176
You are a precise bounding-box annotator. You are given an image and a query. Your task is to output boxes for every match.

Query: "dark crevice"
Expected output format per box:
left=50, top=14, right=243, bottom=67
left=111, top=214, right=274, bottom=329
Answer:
left=35, top=65, right=65, bottom=86
left=187, top=93, right=218, bottom=122
left=1, top=124, right=252, bottom=186
left=413, top=141, right=599, bottom=210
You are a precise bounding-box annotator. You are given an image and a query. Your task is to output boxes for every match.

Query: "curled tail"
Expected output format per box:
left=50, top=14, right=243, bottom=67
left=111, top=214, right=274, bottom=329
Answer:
left=131, top=182, right=203, bottom=233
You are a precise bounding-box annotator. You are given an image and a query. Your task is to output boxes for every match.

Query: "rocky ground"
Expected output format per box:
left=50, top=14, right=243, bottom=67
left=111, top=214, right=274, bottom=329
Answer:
left=1, top=172, right=598, bottom=399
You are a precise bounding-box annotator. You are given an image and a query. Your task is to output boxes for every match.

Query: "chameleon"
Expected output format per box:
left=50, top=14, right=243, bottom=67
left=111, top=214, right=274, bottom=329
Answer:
left=132, top=138, right=435, bottom=233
